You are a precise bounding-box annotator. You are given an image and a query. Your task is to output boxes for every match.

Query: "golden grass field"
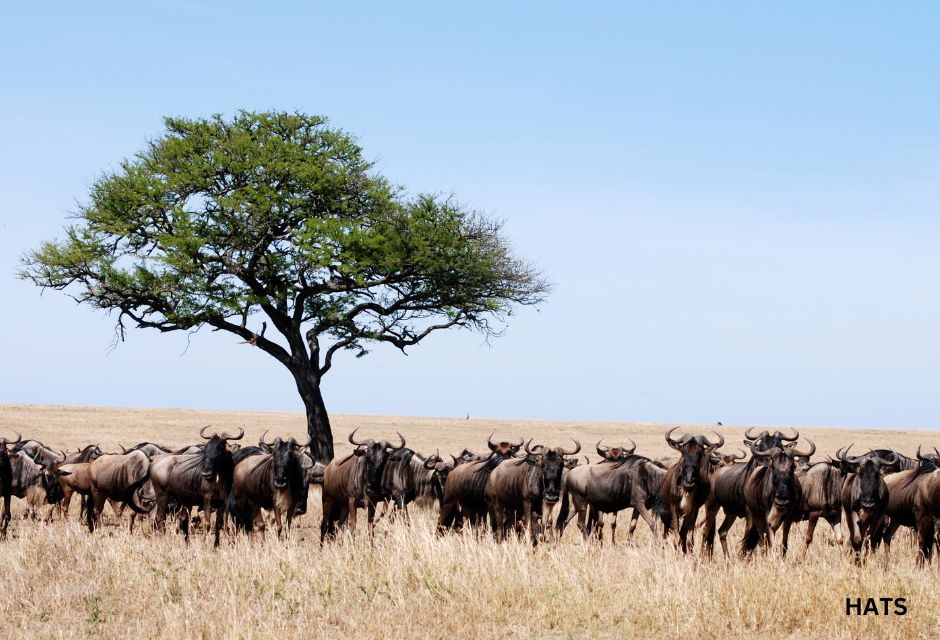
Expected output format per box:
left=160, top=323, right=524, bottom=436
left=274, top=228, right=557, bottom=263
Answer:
left=0, top=404, right=938, bottom=639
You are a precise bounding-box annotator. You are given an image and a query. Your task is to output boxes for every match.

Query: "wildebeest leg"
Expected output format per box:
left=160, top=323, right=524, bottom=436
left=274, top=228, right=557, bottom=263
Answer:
left=679, top=514, right=696, bottom=554
left=367, top=499, right=377, bottom=536
left=780, top=519, right=792, bottom=557
left=717, top=513, right=736, bottom=558
left=92, top=491, right=107, bottom=532
left=180, top=509, right=191, bottom=543
left=347, top=497, right=358, bottom=537
left=827, top=512, right=844, bottom=546
left=803, top=514, right=819, bottom=552
left=915, top=516, right=935, bottom=565
left=633, top=502, right=659, bottom=539
left=844, top=507, right=862, bottom=556
left=1, top=494, right=10, bottom=538
left=701, top=503, right=719, bottom=557
left=882, top=519, right=901, bottom=556
left=627, top=508, right=639, bottom=538
left=213, top=500, right=225, bottom=547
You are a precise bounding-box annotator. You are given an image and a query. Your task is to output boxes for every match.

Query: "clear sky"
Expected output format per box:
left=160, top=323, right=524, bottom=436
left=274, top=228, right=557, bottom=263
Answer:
left=2, top=2, right=938, bottom=428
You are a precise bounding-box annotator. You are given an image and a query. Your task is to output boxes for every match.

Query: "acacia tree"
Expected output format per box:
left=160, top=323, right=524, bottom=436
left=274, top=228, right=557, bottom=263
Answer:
left=21, top=111, right=549, bottom=461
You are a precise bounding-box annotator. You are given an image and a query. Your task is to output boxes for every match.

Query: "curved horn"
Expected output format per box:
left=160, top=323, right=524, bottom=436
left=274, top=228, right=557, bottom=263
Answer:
left=563, top=439, right=581, bottom=456
left=524, top=438, right=536, bottom=455
left=747, top=440, right=780, bottom=457
left=59, top=449, right=67, bottom=462
left=259, top=429, right=274, bottom=447
left=744, top=427, right=767, bottom=441
left=219, top=427, right=244, bottom=441
left=916, top=445, right=928, bottom=462
left=790, top=439, right=816, bottom=459
left=777, top=428, right=799, bottom=442
left=486, top=432, right=497, bottom=452
left=348, top=427, right=367, bottom=446
left=512, top=436, right=525, bottom=449
left=119, top=444, right=128, bottom=454
left=199, top=425, right=213, bottom=440
left=665, top=427, right=682, bottom=446
left=733, top=449, right=746, bottom=460
left=388, top=431, right=406, bottom=450
left=596, top=440, right=610, bottom=457
left=704, top=431, right=725, bottom=449
left=624, top=439, right=637, bottom=455
left=874, top=449, right=898, bottom=467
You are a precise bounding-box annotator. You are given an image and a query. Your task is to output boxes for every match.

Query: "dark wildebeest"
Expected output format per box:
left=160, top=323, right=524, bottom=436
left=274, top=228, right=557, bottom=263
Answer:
left=660, top=427, right=724, bottom=553
left=87, top=450, right=154, bottom=532
left=795, top=454, right=846, bottom=551
left=372, top=448, right=437, bottom=522
left=839, top=446, right=895, bottom=559
left=486, top=439, right=580, bottom=545
left=11, top=440, right=66, bottom=467
left=557, top=441, right=670, bottom=543
left=228, top=435, right=309, bottom=538
left=879, top=447, right=940, bottom=559
left=437, top=434, right=523, bottom=535
left=0, top=432, right=23, bottom=538
left=911, top=448, right=940, bottom=563
left=869, top=449, right=916, bottom=474
left=63, top=444, right=104, bottom=465
left=150, top=426, right=243, bottom=546
left=8, top=448, right=70, bottom=522
left=741, top=439, right=815, bottom=556
left=710, top=449, right=747, bottom=468
left=701, top=428, right=801, bottom=557
left=121, top=442, right=173, bottom=457
left=320, top=429, right=406, bottom=542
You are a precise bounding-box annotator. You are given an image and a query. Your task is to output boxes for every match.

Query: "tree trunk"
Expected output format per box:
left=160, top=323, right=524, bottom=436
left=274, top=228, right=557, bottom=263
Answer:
left=291, top=365, right=334, bottom=462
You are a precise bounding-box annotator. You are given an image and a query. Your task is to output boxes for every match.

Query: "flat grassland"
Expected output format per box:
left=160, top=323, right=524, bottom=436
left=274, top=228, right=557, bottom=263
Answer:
left=0, top=404, right=937, bottom=639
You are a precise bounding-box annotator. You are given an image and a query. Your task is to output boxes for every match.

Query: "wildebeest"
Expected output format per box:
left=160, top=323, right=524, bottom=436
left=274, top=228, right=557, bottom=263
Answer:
left=660, top=427, right=724, bottom=553
left=911, top=448, right=940, bottom=562
left=879, top=447, right=940, bottom=559
left=150, top=426, right=243, bottom=546
left=320, top=429, right=406, bottom=542
left=121, top=442, right=174, bottom=457
left=228, top=435, right=309, bottom=538
left=63, top=443, right=104, bottom=465
left=437, top=434, right=523, bottom=535
left=8, top=447, right=70, bottom=522
left=558, top=442, right=670, bottom=543
left=86, top=449, right=154, bottom=532
left=839, top=446, right=895, bottom=559
left=711, top=449, right=747, bottom=467
left=0, top=432, right=22, bottom=538
left=12, top=440, right=66, bottom=467
left=741, top=439, right=815, bottom=556
left=485, top=439, right=580, bottom=545
left=795, top=455, right=845, bottom=551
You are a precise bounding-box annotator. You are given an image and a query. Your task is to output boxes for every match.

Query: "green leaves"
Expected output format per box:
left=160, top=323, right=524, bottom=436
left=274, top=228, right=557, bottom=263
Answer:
left=21, top=110, right=550, bottom=376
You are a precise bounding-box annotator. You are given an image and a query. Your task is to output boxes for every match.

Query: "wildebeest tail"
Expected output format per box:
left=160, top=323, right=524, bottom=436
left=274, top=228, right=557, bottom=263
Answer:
left=646, top=493, right=671, bottom=530
left=555, top=486, right=570, bottom=533
left=225, top=490, right=254, bottom=532
left=741, top=524, right=760, bottom=554
left=125, top=472, right=153, bottom=515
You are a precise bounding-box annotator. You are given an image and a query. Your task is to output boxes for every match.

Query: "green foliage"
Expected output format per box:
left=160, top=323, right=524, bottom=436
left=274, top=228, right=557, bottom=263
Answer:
left=21, top=111, right=549, bottom=375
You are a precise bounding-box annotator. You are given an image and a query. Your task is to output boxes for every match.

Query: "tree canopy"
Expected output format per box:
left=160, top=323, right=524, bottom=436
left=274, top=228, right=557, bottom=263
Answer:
left=21, top=111, right=550, bottom=460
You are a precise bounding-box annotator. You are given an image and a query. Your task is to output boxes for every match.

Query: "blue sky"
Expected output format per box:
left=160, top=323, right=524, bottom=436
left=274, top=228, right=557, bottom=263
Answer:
left=2, top=2, right=938, bottom=428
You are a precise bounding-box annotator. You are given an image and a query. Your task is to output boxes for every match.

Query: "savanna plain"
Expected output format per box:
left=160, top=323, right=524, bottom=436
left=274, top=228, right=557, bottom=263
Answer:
left=1, top=404, right=937, bottom=639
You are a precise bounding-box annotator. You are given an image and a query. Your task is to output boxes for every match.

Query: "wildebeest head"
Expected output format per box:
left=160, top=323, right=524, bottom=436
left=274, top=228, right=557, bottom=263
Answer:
left=743, top=427, right=798, bottom=451
left=199, top=425, right=243, bottom=481
left=666, top=427, right=724, bottom=492
left=596, top=439, right=636, bottom=462
left=524, top=439, right=581, bottom=503
left=349, top=428, right=406, bottom=494
left=710, top=448, right=747, bottom=467
left=486, top=433, right=524, bottom=458
left=839, top=445, right=896, bottom=509
left=39, top=461, right=70, bottom=504
left=749, top=439, right=815, bottom=509
left=915, top=445, right=940, bottom=472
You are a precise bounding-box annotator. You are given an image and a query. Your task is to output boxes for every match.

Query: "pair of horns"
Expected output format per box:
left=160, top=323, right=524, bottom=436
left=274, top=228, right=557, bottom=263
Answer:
left=838, top=444, right=897, bottom=467
left=486, top=432, right=524, bottom=451
left=525, top=438, right=581, bottom=456
left=744, top=427, right=799, bottom=442
left=348, top=427, right=406, bottom=450
left=665, top=427, right=724, bottom=449
left=596, top=439, right=636, bottom=457
left=748, top=439, right=816, bottom=459
left=200, top=425, right=245, bottom=441
left=260, top=429, right=313, bottom=450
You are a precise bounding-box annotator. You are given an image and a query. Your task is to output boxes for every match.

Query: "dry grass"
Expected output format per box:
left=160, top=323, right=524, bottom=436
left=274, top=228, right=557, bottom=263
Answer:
left=1, top=404, right=938, bottom=639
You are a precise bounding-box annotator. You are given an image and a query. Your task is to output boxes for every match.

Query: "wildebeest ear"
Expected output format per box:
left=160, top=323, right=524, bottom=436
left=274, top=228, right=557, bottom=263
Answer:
left=353, top=448, right=365, bottom=456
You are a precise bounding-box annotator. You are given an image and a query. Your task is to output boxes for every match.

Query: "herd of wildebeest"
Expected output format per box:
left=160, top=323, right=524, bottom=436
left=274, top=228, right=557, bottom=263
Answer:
left=1, top=425, right=940, bottom=564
